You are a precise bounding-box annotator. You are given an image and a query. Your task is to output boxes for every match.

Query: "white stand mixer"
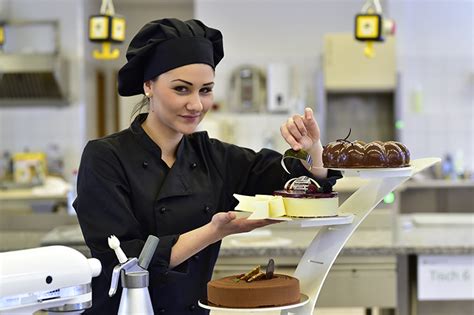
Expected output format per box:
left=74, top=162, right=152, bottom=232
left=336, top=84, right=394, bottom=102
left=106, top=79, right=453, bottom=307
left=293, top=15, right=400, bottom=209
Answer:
left=0, top=246, right=101, bottom=314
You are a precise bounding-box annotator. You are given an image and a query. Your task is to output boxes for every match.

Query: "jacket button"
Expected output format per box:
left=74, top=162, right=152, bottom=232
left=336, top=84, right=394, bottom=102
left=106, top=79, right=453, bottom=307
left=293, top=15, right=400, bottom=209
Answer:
left=190, top=162, right=197, bottom=169
left=142, top=161, right=148, bottom=168
left=160, top=207, right=166, bottom=214
left=193, top=254, right=200, bottom=260
left=203, top=205, right=211, bottom=213
left=189, top=304, right=196, bottom=311
left=158, top=308, right=165, bottom=313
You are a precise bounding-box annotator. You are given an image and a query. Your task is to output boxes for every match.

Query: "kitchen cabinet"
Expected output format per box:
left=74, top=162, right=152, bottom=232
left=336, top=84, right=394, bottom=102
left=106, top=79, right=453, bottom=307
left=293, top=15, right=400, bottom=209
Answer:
left=398, top=180, right=474, bottom=213
left=398, top=254, right=474, bottom=315
left=5, top=211, right=472, bottom=315
left=323, top=33, right=396, bottom=92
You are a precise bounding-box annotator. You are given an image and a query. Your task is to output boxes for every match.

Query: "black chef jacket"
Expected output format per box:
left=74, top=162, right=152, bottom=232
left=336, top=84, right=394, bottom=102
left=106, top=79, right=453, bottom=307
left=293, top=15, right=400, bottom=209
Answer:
left=74, top=113, right=341, bottom=315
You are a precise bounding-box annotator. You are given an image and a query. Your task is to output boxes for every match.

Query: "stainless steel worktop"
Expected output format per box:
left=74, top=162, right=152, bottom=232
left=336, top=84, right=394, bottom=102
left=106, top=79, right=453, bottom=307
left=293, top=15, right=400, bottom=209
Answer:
left=220, top=213, right=474, bottom=257
left=2, top=177, right=472, bottom=255
left=11, top=213, right=469, bottom=257
left=1, top=213, right=472, bottom=314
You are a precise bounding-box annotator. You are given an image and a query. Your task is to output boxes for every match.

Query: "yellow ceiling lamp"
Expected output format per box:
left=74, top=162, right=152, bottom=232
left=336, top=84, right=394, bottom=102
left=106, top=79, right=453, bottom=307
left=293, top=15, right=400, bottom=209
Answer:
left=88, top=0, right=126, bottom=60
left=355, top=0, right=395, bottom=58
left=0, top=23, right=5, bottom=47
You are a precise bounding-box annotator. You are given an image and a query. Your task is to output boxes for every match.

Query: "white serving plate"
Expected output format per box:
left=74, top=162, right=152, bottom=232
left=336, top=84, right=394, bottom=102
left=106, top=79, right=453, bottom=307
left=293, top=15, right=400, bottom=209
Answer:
left=236, top=211, right=354, bottom=227
left=198, top=293, right=309, bottom=312
left=283, top=213, right=354, bottom=227
left=330, top=166, right=412, bottom=178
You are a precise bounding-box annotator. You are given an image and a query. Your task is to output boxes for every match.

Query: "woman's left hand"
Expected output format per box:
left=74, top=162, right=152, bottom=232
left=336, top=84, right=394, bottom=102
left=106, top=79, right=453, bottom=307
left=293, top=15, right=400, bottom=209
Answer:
left=280, top=107, right=320, bottom=151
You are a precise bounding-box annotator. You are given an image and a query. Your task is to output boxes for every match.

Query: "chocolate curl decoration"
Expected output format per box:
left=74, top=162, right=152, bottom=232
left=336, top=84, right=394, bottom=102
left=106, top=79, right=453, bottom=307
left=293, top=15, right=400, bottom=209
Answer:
left=336, top=128, right=352, bottom=144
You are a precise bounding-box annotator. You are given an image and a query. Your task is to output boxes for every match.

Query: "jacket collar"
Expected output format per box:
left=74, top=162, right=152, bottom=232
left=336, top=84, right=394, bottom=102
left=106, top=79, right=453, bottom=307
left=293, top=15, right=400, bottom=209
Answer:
left=131, top=113, right=163, bottom=157
left=130, top=113, right=200, bottom=200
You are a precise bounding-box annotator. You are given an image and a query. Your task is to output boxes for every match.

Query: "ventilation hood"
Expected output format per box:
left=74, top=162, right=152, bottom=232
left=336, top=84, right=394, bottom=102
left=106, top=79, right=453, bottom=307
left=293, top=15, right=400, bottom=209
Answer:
left=0, top=53, right=69, bottom=106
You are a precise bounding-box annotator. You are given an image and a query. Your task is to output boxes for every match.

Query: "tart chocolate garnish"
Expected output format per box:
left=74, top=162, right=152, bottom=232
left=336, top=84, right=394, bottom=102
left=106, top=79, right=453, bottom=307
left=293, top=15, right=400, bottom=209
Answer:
left=235, top=259, right=276, bottom=283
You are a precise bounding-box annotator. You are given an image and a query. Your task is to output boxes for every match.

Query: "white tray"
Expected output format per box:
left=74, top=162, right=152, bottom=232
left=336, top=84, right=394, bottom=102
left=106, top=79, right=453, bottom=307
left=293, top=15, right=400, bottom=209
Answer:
left=282, top=213, right=354, bottom=227
left=198, top=293, right=309, bottom=312
left=238, top=211, right=354, bottom=227
left=330, top=166, right=412, bottom=178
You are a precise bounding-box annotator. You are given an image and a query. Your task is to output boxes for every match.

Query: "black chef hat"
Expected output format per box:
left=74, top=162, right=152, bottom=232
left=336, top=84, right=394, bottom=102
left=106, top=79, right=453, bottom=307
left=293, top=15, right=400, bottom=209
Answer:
left=118, top=18, right=224, bottom=96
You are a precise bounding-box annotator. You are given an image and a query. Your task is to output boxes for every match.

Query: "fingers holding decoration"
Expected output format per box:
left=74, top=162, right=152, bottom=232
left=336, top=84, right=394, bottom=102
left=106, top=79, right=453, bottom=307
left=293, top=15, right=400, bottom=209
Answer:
left=303, top=108, right=320, bottom=141
left=291, top=114, right=308, bottom=138
left=280, top=123, right=302, bottom=151
left=281, top=107, right=321, bottom=151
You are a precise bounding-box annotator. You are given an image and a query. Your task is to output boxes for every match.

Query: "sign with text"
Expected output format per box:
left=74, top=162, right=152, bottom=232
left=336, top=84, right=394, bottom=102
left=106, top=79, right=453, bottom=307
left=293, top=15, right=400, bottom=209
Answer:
left=418, top=255, right=474, bottom=300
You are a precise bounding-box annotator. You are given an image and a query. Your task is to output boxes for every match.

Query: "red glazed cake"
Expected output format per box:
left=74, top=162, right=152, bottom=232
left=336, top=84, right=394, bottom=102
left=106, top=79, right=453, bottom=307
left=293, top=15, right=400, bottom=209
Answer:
left=323, top=140, right=410, bottom=168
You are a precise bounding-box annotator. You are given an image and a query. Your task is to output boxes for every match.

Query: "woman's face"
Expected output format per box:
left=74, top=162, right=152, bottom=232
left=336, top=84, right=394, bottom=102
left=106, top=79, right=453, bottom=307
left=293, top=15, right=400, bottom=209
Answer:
left=144, top=63, right=215, bottom=136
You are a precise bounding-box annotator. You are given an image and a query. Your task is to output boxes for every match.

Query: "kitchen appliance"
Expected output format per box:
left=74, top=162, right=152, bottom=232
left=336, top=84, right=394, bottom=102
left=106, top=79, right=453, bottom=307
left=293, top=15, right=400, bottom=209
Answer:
left=0, top=20, right=69, bottom=106
left=108, top=235, right=159, bottom=315
left=229, top=65, right=266, bottom=112
left=267, top=63, right=290, bottom=112
left=0, top=246, right=101, bottom=314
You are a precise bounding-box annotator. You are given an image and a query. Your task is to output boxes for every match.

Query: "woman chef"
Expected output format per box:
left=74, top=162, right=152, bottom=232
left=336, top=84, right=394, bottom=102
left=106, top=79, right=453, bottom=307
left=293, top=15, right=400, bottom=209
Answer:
left=74, top=18, right=341, bottom=314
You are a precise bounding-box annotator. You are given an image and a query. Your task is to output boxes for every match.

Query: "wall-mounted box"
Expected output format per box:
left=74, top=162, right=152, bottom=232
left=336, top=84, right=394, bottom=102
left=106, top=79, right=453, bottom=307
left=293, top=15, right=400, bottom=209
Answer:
left=323, top=33, right=396, bottom=91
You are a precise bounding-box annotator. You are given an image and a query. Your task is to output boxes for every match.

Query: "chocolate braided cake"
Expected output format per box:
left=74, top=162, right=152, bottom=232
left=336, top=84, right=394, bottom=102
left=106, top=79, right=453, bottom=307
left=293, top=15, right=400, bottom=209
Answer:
left=323, top=140, right=410, bottom=168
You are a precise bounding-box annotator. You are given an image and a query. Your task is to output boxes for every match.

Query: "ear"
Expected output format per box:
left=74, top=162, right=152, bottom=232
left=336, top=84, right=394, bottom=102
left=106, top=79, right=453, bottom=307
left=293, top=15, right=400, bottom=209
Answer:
left=143, top=80, right=153, bottom=95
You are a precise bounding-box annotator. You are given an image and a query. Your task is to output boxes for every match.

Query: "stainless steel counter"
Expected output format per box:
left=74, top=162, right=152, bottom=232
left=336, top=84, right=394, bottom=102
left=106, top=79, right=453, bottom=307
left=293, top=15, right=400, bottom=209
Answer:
left=2, top=213, right=472, bottom=256
left=1, top=213, right=473, bottom=313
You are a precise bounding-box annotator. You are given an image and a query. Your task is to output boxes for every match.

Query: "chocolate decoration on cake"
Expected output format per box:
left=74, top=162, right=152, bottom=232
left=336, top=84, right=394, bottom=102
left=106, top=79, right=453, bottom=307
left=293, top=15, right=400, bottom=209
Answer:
left=265, top=259, right=275, bottom=280
left=281, top=148, right=313, bottom=174
left=237, top=266, right=261, bottom=282
left=274, top=176, right=337, bottom=199
left=322, top=129, right=410, bottom=168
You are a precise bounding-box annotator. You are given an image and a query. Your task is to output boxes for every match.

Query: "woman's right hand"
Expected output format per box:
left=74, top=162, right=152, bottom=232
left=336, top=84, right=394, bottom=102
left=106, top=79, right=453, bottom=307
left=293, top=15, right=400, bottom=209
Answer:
left=170, top=212, right=279, bottom=268
left=210, top=212, right=279, bottom=240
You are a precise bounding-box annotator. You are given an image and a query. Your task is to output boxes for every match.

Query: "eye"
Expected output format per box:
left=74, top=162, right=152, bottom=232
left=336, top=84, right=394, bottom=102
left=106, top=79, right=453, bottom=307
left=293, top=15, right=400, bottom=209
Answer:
left=173, top=86, right=189, bottom=93
left=200, top=87, right=213, bottom=94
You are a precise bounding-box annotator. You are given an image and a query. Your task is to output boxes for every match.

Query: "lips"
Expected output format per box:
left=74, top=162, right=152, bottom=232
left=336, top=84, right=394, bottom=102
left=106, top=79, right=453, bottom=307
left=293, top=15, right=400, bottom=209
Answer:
left=180, top=114, right=201, bottom=123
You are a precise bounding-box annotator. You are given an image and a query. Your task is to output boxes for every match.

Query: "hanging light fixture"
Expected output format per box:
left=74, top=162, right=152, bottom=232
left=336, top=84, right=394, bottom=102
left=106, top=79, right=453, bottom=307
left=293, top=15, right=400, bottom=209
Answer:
left=0, top=23, right=5, bottom=47
left=355, top=0, right=395, bottom=58
left=88, top=0, right=126, bottom=60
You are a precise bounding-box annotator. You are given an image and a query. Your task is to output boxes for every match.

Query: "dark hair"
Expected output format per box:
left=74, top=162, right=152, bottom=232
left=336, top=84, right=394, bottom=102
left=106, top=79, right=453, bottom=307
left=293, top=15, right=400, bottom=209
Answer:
left=130, top=96, right=149, bottom=121
left=129, top=77, right=158, bottom=121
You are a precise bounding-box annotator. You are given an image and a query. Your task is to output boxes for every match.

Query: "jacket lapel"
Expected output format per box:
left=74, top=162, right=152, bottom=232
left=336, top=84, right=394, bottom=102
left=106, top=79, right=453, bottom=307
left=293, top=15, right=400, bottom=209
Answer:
left=155, top=136, right=200, bottom=201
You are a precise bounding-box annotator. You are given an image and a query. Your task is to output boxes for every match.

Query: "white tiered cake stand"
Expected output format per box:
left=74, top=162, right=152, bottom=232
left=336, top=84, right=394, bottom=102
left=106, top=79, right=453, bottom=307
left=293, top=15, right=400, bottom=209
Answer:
left=200, top=158, right=440, bottom=315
